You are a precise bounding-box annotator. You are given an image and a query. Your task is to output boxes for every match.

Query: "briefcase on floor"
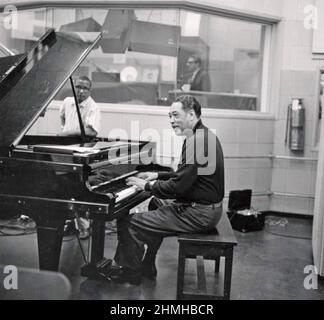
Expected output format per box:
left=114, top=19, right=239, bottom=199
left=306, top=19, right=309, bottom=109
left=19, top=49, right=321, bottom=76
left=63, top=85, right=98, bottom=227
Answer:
left=227, top=189, right=264, bottom=233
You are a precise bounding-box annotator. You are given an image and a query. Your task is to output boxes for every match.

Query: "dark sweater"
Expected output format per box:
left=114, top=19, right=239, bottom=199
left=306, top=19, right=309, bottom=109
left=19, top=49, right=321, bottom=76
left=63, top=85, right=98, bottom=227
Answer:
left=145, top=120, right=224, bottom=204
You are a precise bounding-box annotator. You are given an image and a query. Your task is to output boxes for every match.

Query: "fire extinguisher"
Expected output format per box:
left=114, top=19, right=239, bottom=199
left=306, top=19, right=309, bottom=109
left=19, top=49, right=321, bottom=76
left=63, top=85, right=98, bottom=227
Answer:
left=285, top=98, right=305, bottom=152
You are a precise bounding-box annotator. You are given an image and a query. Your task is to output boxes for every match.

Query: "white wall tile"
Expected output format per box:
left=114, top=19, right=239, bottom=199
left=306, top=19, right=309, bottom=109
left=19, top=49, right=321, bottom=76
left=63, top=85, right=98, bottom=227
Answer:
left=255, top=158, right=272, bottom=168
left=291, top=46, right=317, bottom=71
left=279, top=71, right=296, bottom=95
left=309, top=166, right=318, bottom=196
left=296, top=0, right=316, bottom=22
left=305, top=120, right=316, bottom=147
left=293, top=72, right=317, bottom=96
left=272, top=158, right=288, bottom=169
left=283, top=0, right=299, bottom=20
left=283, top=196, right=310, bottom=214
left=238, top=143, right=256, bottom=157
left=225, top=158, right=254, bottom=169
left=257, top=121, right=275, bottom=143
left=237, top=168, right=256, bottom=189
left=274, top=120, right=287, bottom=144
left=224, top=167, right=239, bottom=193
left=238, top=120, right=258, bottom=143
left=285, top=167, right=311, bottom=194
left=222, top=143, right=239, bottom=157
left=271, top=168, right=287, bottom=192
left=212, top=119, right=239, bottom=143
left=273, top=143, right=290, bottom=156
left=288, top=158, right=313, bottom=170
left=281, top=45, right=294, bottom=71
left=278, top=95, right=293, bottom=120
left=255, top=143, right=274, bottom=156
left=270, top=195, right=285, bottom=212
left=254, top=168, right=272, bottom=192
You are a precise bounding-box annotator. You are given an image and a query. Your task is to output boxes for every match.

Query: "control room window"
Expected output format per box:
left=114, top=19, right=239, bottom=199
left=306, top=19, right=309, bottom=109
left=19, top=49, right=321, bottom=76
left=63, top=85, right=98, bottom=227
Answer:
left=175, top=12, right=270, bottom=111
left=0, top=8, right=50, bottom=54
left=0, top=6, right=272, bottom=112
left=51, top=8, right=180, bottom=107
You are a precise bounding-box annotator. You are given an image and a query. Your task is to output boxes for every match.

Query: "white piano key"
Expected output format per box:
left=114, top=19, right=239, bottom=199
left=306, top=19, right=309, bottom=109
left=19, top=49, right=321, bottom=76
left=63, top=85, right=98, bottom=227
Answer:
left=115, top=186, right=138, bottom=203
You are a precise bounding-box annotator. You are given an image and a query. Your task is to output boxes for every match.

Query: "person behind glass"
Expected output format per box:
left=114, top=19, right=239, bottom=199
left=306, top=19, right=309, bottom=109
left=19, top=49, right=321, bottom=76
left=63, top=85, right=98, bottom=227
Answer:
left=181, top=55, right=211, bottom=92
left=110, top=95, right=224, bottom=285
left=60, top=76, right=100, bottom=137
left=60, top=76, right=101, bottom=239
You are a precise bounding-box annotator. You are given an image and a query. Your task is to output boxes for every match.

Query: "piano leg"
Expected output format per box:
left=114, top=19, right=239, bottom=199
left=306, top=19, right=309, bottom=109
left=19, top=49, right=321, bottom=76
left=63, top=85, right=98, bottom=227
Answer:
left=33, top=211, right=67, bottom=271
left=90, top=219, right=106, bottom=263
left=81, top=218, right=112, bottom=280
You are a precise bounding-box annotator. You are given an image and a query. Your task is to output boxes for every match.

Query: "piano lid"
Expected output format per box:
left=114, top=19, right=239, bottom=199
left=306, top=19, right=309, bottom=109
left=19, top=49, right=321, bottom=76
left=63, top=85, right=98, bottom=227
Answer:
left=0, top=29, right=102, bottom=149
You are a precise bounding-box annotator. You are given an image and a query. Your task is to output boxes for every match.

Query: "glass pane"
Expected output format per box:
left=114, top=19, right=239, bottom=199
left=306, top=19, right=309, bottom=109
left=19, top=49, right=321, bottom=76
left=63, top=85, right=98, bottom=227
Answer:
left=0, top=8, right=50, bottom=55
left=171, top=10, right=267, bottom=111
left=0, top=6, right=269, bottom=112
left=51, top=8, right=179, bottom=106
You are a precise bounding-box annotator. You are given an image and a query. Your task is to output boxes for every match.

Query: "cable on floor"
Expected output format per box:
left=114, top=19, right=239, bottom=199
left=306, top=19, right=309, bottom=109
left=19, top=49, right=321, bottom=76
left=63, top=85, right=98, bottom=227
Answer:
left=264, top=217, right=312, bottom=240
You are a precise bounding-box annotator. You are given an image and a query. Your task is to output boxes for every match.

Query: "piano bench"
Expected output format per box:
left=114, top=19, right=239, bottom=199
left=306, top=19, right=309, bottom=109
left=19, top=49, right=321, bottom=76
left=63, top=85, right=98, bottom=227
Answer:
left=176, top=212, right=237, bottom=300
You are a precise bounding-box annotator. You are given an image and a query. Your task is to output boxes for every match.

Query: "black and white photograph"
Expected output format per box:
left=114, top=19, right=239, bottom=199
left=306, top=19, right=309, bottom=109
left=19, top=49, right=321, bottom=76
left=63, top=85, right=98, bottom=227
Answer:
left=1, top=0, right=324, bottom=305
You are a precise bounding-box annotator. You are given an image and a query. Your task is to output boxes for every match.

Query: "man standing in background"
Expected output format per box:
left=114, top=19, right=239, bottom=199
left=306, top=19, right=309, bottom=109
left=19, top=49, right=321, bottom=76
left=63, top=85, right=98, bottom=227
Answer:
left=181, top=55, right=211, bottom=92
left=60, top=76, right=101, bottom=239
left=60, top=76, right=100, bottom=137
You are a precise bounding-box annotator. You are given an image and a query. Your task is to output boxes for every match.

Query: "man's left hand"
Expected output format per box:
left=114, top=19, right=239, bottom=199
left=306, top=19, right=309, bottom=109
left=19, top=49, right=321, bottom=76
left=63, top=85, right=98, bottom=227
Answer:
left=126, top=177, right=147, bottom=191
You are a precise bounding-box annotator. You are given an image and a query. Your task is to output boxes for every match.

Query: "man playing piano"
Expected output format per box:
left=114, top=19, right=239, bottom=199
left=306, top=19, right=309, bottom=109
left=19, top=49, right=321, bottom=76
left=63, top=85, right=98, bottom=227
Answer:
left=111, top=95, right=224, bottom=285
left=60, top=76, right=101, bottom=239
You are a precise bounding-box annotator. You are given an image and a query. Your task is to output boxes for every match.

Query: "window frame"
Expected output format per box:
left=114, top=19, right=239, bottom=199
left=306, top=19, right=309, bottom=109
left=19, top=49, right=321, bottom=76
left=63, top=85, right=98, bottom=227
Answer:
left=1, top=0, right=280, bottom=114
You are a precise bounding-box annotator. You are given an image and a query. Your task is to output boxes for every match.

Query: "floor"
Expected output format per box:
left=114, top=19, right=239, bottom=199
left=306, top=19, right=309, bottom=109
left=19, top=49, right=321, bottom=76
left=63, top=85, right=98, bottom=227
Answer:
left=1, top=215, right=324, bottom=300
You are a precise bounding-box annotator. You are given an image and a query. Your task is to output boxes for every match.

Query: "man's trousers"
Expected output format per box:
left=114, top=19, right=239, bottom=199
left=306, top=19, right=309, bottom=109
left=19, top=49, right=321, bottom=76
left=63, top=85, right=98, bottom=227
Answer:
left=114, top=198, right=222, bottom=271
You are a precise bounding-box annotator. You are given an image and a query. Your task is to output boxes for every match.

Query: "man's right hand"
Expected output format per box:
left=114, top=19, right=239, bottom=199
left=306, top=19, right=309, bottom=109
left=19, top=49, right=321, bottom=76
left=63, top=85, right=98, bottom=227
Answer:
left=136, top=172, right=158, bottom=181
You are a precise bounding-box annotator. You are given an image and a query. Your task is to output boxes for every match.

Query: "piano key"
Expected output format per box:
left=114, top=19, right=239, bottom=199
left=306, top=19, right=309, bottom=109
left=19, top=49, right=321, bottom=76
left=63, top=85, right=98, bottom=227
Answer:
left=115, top=186, right=139, bottom=203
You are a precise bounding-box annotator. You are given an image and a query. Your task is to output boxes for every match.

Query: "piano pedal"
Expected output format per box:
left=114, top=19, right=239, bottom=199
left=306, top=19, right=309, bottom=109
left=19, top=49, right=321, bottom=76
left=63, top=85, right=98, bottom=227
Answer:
left=98, top=272, right=112, bottom=282
left=81, top=258, right=112, bottom=280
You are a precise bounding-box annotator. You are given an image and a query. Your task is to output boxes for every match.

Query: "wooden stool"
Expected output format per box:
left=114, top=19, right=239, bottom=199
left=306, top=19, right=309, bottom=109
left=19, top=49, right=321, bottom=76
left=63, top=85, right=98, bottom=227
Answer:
left=177, top=212, right=237, bottom=300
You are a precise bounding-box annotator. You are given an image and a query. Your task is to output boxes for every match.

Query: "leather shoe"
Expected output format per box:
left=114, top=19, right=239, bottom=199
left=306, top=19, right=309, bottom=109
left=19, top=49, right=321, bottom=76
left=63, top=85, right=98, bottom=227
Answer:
left=110, top=267, right=142, bottom=286
left=141, top=264, right=157, bottom=280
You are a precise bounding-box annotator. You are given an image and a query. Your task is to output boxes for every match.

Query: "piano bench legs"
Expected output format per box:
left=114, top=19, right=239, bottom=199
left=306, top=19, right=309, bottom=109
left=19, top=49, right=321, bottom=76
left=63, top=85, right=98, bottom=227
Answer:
left=176, top=241, right=235, bottom=300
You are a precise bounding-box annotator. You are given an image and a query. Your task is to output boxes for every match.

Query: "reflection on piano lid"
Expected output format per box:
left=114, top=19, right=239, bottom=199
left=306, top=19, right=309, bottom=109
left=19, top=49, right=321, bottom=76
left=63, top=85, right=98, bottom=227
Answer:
left=90, top=141, right=141, bottom=149
left=0, top=29, right=102, bottom=151
left=31, top=140, right=142, bottom=155
left=91, top=170, right=138, bottom=191
left=32, top=144, right=101, bottom=154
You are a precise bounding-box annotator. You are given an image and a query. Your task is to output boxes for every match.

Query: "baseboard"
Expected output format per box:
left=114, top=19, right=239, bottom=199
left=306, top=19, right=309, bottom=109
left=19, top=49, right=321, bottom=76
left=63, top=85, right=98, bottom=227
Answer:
left=262, top=211, right=313, bottom=221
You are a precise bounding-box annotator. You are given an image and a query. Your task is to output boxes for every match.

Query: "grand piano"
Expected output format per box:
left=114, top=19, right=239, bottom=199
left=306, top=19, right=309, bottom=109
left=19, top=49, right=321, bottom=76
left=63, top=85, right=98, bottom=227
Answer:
left=0, top=29, right=165, bottom=279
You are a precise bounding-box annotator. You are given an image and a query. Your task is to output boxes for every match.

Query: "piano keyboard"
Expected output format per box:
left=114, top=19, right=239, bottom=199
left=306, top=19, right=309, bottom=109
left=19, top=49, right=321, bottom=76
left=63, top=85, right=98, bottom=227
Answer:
left=115, top=186, right=139, bottom=203
left=90, top=171, right=141, bottom=204
left=91, top=170, right=138, bottom=192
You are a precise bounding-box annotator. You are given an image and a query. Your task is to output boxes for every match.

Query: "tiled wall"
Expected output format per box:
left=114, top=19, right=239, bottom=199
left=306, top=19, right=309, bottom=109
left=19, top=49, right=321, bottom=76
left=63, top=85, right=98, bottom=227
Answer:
left=270, top=0, right=320, bottom=216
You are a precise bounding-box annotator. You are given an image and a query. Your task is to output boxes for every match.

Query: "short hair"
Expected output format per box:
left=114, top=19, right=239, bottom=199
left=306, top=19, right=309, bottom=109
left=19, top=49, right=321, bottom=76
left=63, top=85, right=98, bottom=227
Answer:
left=175, top=95, right=202, bottom=118
left=189, top=55, right=202, bottom=66
left=77, top=76, right=92, bottom=89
